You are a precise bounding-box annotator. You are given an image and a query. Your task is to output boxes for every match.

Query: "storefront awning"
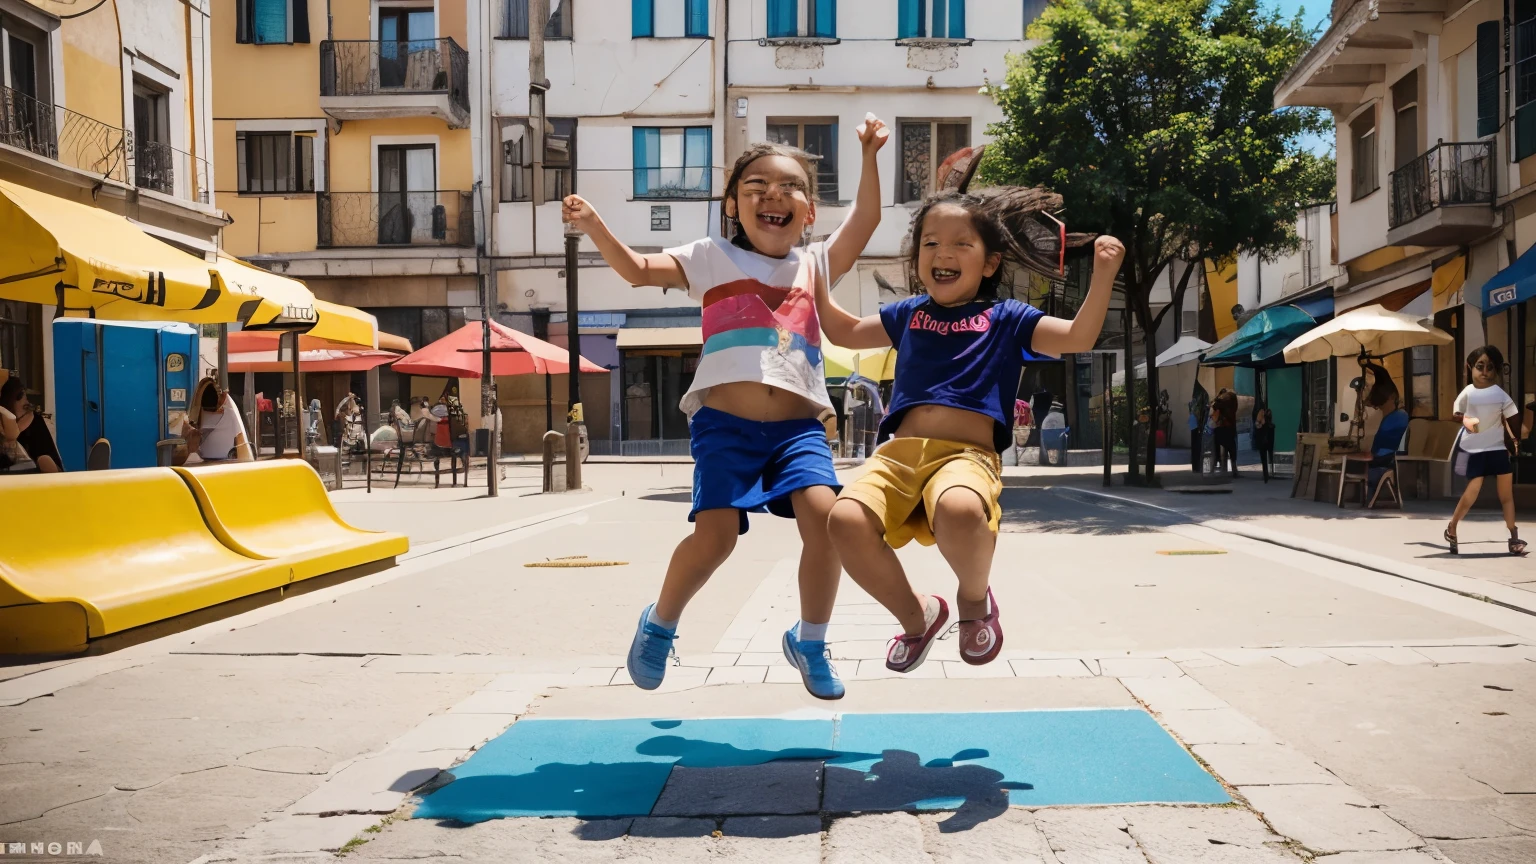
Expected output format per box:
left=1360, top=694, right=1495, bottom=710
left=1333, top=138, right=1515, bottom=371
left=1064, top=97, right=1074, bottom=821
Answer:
left=228, top=348, right=401, bottom=374
left=214, top=254, right=319, bottom=330
left=1202, top=305, right=1316, bottom=368
left=616, top=327, right=704, bottom=349
left=1481, top=244, right=1536, bottom=315
left=0, top=180, right=259, bottom=324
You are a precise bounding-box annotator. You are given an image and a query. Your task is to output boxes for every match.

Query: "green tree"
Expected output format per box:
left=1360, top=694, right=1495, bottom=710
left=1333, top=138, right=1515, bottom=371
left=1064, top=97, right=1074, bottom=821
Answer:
left=981, top=0, right=1334, bottom=483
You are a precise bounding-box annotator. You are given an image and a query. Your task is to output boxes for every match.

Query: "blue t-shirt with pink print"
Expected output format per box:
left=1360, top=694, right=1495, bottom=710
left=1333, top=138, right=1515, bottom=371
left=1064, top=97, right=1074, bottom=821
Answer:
left=878, top=295, right=1046, bottom=452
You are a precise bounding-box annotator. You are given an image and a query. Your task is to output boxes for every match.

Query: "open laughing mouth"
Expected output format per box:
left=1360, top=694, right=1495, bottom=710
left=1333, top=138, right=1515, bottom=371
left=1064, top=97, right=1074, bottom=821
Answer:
left=757, top=212, right=791, bottom=228
left=931, top=267, right=961, bottom=284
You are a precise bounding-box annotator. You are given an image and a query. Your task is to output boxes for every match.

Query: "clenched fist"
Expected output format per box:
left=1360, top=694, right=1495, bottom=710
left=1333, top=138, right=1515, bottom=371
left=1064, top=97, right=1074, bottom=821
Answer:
left=1094, top=235, right=1126, bottom=269
left=562, top=194, right=600, bottom=233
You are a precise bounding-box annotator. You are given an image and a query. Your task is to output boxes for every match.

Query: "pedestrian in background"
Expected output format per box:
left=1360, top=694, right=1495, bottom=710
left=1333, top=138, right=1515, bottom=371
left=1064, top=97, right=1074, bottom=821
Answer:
left=1253, top=407, right=1275, bottom=482
left=1445, top=345, right=1526, bottom=555
left=1212, top=388, right=1238, bottom=476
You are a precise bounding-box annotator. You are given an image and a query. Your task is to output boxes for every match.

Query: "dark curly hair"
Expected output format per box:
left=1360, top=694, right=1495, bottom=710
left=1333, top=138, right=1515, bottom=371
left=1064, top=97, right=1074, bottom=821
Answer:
left=903, top=187, right=1097, bottom=301
left=719, top=142, right=819, bottom=252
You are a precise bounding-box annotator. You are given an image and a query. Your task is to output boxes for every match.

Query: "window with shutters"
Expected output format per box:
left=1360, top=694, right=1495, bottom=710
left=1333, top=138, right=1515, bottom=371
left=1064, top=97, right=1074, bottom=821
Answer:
left=632, top=0, right=708, bottom=38
left=237, top=131, right=316, bottom=194
left=1351, top=107, right=1379, bottom=201
left=236, top=0, right=310, bottom=44
left=633, top=126, right=711, bottom=199
left=500, top=118, right=575, bottom=202
left=1518, top=1, right=1536, bottom=159
left=766, top=119, right=838, bottom=201
left=1392, top=70, right=1420, bottom=170
left=765, top=0, right=835, bottom=38
left=503, top=0, right=571, bottom=39
left=898, top=0, right=964, bottom=39
left=1477, top=21, right=1500, bottom=138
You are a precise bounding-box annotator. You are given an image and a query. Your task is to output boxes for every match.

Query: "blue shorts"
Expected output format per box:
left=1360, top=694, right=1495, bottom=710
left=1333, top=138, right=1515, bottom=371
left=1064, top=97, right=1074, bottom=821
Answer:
left=689, top=406, right=840, bottom=534
left=1460, top=449, right=1512, bottom=478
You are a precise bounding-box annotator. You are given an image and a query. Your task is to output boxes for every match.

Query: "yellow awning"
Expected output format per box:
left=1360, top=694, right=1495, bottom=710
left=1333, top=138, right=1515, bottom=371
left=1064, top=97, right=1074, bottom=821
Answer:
left=823, top=342, right=897, bottom=380
left=214, top=254, right=318, bottom=330
left=0, top=180, right=255, bottom=324
left=307, top=299, right=379, bottom=348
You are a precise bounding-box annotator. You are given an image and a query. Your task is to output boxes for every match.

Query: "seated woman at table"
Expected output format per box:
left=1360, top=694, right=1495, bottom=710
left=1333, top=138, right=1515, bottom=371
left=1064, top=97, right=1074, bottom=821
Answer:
left=1349, top=365, right=1408, bottom=502
left=185, top=378, right=254, bottom=463
left=0, top=377, right=60, bottom=473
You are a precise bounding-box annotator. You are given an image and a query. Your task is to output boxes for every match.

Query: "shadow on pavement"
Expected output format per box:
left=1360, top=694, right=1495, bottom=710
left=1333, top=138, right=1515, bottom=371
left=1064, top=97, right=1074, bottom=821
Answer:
left=998, top=488, right=1183, bottom=535
left=417, top=736, right=1029, bottom=835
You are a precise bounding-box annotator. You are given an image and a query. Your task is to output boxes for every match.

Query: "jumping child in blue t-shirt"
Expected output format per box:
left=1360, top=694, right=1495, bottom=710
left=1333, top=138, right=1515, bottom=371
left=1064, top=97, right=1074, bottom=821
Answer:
left=815, top=188, right=1124, bottom=672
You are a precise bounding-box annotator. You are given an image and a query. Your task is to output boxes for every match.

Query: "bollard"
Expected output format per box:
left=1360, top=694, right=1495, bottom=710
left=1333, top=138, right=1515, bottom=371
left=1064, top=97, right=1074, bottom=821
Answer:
left=542, top=430, right=566, bottom=493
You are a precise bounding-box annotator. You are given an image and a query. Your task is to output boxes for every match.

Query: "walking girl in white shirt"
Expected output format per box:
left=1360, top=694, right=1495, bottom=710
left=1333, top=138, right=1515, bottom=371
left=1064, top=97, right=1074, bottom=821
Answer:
left=1446, top=345, right=1527, bottom=555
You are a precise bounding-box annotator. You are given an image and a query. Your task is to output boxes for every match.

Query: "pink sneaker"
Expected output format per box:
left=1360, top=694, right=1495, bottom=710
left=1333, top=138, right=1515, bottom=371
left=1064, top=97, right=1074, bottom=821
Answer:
left=957, top=588, right=1003, bottom=665
left=886, top=596, right=950, bottom=673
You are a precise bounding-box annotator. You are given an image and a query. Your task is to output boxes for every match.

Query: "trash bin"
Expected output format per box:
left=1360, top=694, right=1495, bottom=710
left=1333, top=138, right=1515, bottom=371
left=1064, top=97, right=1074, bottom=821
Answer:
left=473, top=428, right=490, bottom=457
left=1040, top=427, right=1069, bottom=466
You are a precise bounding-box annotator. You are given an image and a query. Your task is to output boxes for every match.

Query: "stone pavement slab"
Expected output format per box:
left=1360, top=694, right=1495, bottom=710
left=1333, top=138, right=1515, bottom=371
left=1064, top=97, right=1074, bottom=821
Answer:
left=1191, top=743, right=1340, bottom=786
left=823, top=812, right=931, bottom=864
left=650, top=762, right=823, bottom=817
left=1155, top=709, right=1278, bottom=745
left=917, top=807, right=1054, bottom=863
left=1122, top=805, right=1302, bottom=863
left=1239, top=784, right=1423, bottom=854
left=289, top=750, right=461, bottom=815
left=1033, top=807, right=1145, bottom=864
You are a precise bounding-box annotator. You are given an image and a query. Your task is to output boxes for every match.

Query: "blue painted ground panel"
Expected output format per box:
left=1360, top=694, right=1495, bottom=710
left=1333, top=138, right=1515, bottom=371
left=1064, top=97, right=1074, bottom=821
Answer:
left=414, top=710, right=1227, bottom=822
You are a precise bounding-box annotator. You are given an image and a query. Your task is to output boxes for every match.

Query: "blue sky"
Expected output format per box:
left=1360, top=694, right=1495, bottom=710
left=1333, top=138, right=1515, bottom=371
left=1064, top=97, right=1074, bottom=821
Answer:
left=1271, top=0, right=1337, bottom=156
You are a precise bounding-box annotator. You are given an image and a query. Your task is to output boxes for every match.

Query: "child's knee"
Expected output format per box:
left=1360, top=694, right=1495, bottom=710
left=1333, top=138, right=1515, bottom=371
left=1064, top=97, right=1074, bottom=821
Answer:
left=691, top=512, right=740, bottom=560
left=828, top=499, right=880, bottom=542
left=933, top=488, right=989, bottom=532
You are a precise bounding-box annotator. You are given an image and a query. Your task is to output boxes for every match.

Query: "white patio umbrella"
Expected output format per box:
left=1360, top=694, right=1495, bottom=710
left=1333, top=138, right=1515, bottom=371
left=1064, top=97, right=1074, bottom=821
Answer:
left=1281, top=304, right=1452, bottom=363
left=1155, top=335, right=1212, bottom=367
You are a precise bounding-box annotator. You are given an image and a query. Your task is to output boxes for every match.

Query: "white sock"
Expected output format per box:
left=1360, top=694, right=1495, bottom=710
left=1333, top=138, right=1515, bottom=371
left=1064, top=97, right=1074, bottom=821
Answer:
left=646, top=606, right=679, bottom=632
left=795, top=620, right=829, bottom=642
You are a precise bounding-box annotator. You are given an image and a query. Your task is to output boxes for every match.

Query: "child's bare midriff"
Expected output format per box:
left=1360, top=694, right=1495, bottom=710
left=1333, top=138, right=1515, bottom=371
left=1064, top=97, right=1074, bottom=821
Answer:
left=702, top=381, right=825, bottom=422
left=893, top=404, right=995, bottom=451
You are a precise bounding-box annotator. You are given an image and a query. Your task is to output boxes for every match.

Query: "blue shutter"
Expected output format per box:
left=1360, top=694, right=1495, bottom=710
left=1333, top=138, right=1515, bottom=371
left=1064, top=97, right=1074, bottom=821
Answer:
left=632, top=0, right=653, bottom=37
left=898, top=0, right=921, bottom=38
left=767, top=0, right=796, bottom=38
left=685, top=127, right=711, bottom=194
left=946, top=0, right=964, bottom=38
left=686, top=0, right=708, bottom=37
left=812, top=0, right=835, bottom=37
left=633, top=127, right=659, bottom=197
left=253, top=0, right=288, bottom=43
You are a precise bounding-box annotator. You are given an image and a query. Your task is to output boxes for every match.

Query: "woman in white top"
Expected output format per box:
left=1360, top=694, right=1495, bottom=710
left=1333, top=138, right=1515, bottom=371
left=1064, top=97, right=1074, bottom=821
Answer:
left=1446, top=345, right=1526, bottom=555
left=187, top=378, right=254, bottom=463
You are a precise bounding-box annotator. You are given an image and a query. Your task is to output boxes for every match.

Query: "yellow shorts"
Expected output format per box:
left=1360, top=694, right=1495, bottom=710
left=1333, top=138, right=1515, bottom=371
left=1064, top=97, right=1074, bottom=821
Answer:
left=838, top=437, right=1003, bottom=548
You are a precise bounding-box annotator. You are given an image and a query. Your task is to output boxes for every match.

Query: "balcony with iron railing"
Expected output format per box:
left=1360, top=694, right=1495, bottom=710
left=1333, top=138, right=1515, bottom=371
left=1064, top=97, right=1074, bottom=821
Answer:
left=319, top=38, right=470, bottom=129
left=316, top=190, right=475, bottom=248
left=1386, top=140, right=1496, bottom=247
left=1, top=85, right=209, bottom=204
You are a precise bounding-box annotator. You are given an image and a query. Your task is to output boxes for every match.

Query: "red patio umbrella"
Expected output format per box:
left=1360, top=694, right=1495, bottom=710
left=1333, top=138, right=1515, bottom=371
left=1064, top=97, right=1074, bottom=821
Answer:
left=229, top=348, right=402, bottom=374
left=391, top=320, right=606, bottom=378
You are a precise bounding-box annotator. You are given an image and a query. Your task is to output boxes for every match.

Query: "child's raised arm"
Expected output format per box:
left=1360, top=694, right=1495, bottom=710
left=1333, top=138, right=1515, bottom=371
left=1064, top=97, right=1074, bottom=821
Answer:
left=813, top=251, right=891, bottom=353
left=563, top=195, right=687, bottom=290
left=825, top=114, right=889, bottom=284
left=1032, top=236, right=1125, bottom=356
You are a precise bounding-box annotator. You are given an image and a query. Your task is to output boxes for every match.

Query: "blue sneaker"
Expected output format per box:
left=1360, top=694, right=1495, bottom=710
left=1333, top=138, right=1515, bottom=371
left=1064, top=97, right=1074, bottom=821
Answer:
left=782, top=628, right=845, bottom=700
left=627, top=605, right=676, bottom=690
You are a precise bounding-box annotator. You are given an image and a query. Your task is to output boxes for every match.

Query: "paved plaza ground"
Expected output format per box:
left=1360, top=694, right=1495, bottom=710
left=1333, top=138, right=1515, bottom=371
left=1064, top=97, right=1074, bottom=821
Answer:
left=1, top=462, right=1534, bottom=862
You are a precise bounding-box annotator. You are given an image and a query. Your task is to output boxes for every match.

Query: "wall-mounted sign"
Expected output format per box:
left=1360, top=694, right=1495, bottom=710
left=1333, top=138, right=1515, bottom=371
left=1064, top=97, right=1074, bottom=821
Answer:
left=166, top=353, right=186, bottom=373
left=651, top=205, right=671, bottom=232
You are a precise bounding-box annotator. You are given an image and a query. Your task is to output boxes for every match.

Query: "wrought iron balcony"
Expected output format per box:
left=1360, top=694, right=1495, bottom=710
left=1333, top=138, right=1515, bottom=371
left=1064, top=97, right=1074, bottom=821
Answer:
left=319, top=38, right=470, bottom=128
left=317, top=190, right=475, bottom=248
left=2, top=84, right=208, bottom=203
left=1387, top=140, right=1495, bottom=246
left=1, top=84, right=130, bottom=185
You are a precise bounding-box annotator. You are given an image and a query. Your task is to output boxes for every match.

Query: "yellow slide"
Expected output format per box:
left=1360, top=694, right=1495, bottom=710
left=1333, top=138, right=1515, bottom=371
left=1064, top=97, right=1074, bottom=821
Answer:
left=0, top=469, right=289, bottom=653
left=174, top=460, right=407, bottom=581
left=0, top=463, right=407, bottom=655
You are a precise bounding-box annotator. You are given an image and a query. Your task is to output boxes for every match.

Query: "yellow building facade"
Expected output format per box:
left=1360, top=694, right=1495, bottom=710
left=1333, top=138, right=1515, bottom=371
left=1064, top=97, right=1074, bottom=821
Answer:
left=212, top=0, right=478, bottom=416
left=2, top=0, right=224, bottom=408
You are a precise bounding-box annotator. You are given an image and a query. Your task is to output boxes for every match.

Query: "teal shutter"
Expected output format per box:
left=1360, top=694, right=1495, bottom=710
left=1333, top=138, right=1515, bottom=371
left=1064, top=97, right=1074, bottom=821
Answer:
left=1518, top=104, right=1536, bottom=161
left=686, top=0, right=708, bottom=36
left=253, top=0, right=288, bottom=43
left=632, top=0, right=653, bottom=37
left=685, top=127, right=711, bottom=194
left=898, top=0, right=921, bottom=38
left=767, top=0, right=796, bottom=37
left=812, top=0, right=835, bottom=37
left=946, top=0, right=964, bottom=38
left=634, top=127, right=659, bottom=197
